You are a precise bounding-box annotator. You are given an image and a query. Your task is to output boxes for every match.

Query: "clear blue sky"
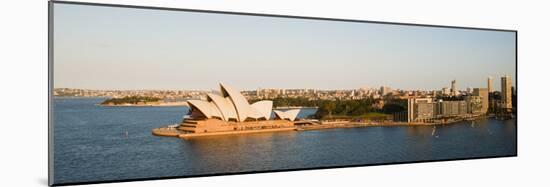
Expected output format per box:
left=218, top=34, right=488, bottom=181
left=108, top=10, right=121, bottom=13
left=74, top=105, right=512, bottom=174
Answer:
left=53, top=3, right=516, bottom=91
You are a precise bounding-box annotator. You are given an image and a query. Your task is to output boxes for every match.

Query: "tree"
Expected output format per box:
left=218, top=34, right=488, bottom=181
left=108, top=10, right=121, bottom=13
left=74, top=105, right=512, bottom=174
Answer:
left=382, top=103, right=406, bottom=114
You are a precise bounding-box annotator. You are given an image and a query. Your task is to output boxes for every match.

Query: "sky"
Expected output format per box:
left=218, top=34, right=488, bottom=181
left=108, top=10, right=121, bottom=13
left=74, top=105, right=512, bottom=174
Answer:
left=53, top=3, right=516, bottom=91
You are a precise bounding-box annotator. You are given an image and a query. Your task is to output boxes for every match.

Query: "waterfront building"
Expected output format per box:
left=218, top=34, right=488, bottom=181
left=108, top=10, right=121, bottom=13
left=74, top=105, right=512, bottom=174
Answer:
left=442, top=101, right=457, bottom=116
left=458, top=100, right=468, bottom=115
left=438, top=101, right=447, bottom=116
left=407, top=97, right=478, bottom=123
left=501, top=75, right=513, bottom=109
left=407, top=97, right=435, bottom=122
left=473, top=88, right=489, bottom=114
left=439, top=100, right=467, bottom=117
left=407, top=98, right=414, bottom=122
left=449, top=101, right=458, bottom=116
left=416, top=102, right=435, bottom=121
left=180, top=83, right=299, bottom=134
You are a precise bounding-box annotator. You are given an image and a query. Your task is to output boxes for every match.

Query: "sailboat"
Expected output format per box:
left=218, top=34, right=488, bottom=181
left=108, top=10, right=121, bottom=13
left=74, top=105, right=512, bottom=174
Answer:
left=431, top=126, right=436, bottom=136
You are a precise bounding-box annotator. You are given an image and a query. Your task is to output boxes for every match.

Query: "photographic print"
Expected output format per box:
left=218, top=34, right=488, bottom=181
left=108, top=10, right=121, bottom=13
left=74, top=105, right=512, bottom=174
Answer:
left=49, top=1, right=517, bottom=185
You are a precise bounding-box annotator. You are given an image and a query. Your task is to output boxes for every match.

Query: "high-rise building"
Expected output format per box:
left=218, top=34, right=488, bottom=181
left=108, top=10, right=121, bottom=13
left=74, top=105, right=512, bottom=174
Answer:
left=488, top=77, right=494, bottom=93
left=473, top=88, right=489, bottom=113
left=451, top=80, right=458, bottom=96
left=501, top=75, right=513, bottom=109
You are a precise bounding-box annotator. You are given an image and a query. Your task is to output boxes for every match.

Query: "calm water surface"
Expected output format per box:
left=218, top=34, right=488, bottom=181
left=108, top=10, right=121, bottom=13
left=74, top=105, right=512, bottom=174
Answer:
left=53, top=97, right=517, bottom=184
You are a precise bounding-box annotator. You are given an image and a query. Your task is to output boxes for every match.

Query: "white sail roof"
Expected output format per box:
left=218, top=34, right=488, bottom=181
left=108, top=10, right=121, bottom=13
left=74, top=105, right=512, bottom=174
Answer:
left=274, top=109, right=300, bottom=121
left=207, top=93, right=238, bottom=121
left=187, top=83, right=277, bottom=122
left=250, top=100, right=273, bottom=120
left=220, top=83, right=250, bottom=122
left=187, top=100, right=222, bottom=119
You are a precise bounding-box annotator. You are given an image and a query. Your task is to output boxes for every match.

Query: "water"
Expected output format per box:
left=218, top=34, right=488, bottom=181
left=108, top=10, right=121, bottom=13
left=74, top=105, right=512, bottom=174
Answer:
left=53, top=97, right=517, bottom=184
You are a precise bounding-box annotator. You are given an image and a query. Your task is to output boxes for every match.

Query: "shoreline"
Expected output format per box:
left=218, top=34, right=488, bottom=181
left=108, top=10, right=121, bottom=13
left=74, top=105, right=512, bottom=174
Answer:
left=99, top=102, right=189, bottom=107
left=296, top=121, right=444, bottom=131
left=153, top=116, right=495, bottom=139
left=53, top=96, right=190, bottom=107
left=274, top=106, right=319, bottom=109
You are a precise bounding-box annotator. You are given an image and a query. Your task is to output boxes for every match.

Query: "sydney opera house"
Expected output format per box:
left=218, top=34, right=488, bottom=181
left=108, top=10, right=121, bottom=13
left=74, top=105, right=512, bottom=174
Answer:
left=176, top=83, right=301, bottom=134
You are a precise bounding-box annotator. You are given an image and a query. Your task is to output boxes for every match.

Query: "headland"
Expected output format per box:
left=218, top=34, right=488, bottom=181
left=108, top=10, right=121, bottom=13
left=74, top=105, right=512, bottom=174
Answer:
left=99, top=96, right=189, bottom=107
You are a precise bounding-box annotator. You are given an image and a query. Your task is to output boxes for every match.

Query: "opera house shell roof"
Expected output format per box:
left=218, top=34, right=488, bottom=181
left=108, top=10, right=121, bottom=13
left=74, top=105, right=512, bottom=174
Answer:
left=187, top=83, right=299, bottom=122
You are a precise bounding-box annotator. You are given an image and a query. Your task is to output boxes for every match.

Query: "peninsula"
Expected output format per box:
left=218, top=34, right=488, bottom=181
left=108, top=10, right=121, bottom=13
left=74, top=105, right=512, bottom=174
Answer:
left=100, top=96, right=188, bottom=107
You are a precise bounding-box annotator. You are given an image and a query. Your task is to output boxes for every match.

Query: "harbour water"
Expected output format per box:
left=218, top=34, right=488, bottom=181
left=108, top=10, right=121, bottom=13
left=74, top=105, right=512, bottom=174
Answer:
left=53, top=97, right=517, bottom=184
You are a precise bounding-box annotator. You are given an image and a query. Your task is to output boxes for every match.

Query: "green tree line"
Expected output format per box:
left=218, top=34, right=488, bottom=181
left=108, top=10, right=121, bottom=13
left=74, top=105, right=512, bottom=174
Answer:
left=101, top=96, right=162, bottom=105
left=252, top=97, right=407, bottom=120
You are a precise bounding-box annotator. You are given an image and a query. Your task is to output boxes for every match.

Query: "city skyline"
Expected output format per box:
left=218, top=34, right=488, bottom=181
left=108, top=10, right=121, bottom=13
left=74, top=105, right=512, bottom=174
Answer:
left=54, top=76, right=514, bottom=93
left=54, top=3, right=516, bottom=91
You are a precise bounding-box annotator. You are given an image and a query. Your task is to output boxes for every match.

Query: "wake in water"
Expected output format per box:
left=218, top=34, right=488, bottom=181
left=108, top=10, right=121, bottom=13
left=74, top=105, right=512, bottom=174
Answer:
left=432, top=126, right=439, bottom=138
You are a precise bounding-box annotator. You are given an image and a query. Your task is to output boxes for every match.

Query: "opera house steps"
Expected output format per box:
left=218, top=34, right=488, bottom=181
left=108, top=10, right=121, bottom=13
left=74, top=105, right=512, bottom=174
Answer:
left=182, top=119, right=199, bottom=124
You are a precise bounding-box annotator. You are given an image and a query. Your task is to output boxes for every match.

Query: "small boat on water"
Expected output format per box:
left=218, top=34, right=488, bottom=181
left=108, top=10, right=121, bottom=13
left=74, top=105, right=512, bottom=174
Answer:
left=431, top=126, right=436, bottom=136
